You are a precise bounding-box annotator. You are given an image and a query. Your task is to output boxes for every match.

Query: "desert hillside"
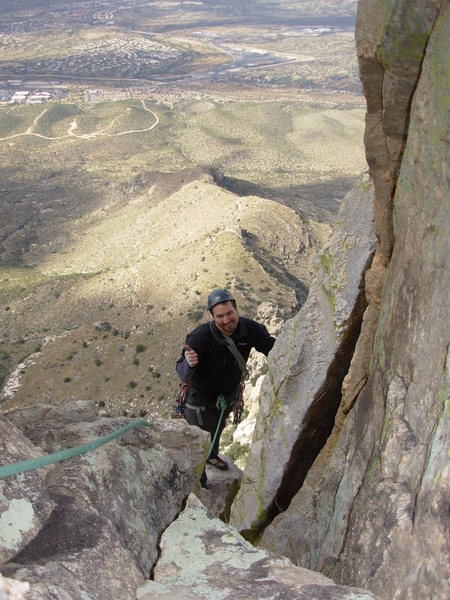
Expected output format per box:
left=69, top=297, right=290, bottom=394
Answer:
left=1, top=171, right=330, bottom=418
left=0, top=0, right=366, bottom=416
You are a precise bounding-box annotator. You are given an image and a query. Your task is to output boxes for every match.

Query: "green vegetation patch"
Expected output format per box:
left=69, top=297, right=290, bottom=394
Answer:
left=0, top=109, right=25, bottom=136
left=0, top=266, right=51, bottom=296
left=379, top=2, right=432, bottom=69
left=33, top=104, right=83, bottom=136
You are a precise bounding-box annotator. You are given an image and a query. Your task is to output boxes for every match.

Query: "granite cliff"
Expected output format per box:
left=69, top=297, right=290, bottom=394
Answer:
left=231, top=1, right=449, bottom=598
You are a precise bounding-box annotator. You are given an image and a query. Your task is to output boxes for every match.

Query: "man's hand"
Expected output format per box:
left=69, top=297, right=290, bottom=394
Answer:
left=184, top=344, right=198, bottom=368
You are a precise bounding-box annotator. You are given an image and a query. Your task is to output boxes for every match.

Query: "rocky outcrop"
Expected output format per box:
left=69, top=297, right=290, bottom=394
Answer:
left=221, top=302, right=285, bottom=470
left=330, top=3, right=449, bottom=596
left=0, top=406, right=378, bottom=600
left=0, top=573, right=30, bottom=599
left=1, top=2, right=448, bottom=599
left=0, top=405, right=210, bottom=598
left=198, top=456, right=242, bottom=522
left=138, top=493, right=380, bottom=600
left=233, top=2, right=449, bottom=599
left=346, top=0, right=443, bottom=419
left=0, top=416, right=55, bottom=565
left=230, top=172, right=376, bottom=538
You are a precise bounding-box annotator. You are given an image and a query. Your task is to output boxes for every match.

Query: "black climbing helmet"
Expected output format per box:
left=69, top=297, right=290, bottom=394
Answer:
left=207, top=288, right=235, bottom=313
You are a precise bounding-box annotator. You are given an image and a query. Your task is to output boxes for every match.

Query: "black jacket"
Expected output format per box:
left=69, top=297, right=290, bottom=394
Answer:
left=176, top=317, right=275, bottom=397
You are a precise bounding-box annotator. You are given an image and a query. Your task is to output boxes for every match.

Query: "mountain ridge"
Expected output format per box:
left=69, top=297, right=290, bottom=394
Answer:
left=1, top=174, right=329, bottom=419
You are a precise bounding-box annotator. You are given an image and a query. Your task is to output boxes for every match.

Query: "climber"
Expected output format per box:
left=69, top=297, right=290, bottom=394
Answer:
left=176, top=288, right=275, bottom=487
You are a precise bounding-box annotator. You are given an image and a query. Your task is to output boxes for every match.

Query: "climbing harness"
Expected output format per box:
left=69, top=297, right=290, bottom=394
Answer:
left=0, top=419, right=149, bottom=480
left=173, top=381, right=190, bottom=418
left=184, top=402, right=206, bottom=426
left=181, top=392, right=227, bottom=447
left=223, top=335, right=247, bottom=425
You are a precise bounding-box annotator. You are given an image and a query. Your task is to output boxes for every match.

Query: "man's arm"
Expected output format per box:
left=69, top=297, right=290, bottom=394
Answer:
left=176, top=344, right=199, bottom=381
left=253, top=322, right=275, bottom=356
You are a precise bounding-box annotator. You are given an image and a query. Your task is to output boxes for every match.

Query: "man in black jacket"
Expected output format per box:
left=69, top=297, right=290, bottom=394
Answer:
left=176, top=289, right=275, bottom=486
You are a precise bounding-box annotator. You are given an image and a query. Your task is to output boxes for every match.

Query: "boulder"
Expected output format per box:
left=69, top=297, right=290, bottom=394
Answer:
left=3, top=518, right=145, bottom=600
left=198, top=455, right=242, bottom=521
left=0, top=416, right=55, bottom=564
left=0, top=573, right=30, bottom=600
left=13, top=417, right=207, bottom=575
left=137, top=494, right=380, bottom=600
left=1, top=412, right=210, bottom=598
left=5, top=401, right=98, bottom=433
left=230, top=172, right=376, bottom=538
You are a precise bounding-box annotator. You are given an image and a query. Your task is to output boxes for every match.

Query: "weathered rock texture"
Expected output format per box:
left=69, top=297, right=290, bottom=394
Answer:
left=198, top=455, right=242, bottom=522
left=233, top=1, right=449, bottom=599
left=0, top=416, right=55, bottom=565
left=0, top=573, right=30, bottom=600
left=0, top=406, right=210, bottom=599
left=230, top=171, right=376, bottom=537
left=138, top=494, right=380, bottom=600
left=221, top=301, right=285, bottom=470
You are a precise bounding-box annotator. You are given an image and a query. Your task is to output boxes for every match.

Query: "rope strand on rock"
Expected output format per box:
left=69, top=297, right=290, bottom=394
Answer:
left=0, top=419, right=150, bottom=479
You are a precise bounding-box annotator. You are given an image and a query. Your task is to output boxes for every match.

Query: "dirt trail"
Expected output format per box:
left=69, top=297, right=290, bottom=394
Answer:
left=0, top=100, right=159, bottom=142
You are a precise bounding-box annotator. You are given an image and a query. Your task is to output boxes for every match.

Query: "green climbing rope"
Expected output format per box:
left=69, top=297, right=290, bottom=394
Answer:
left=207, top=393, right=227, bottom=459
left=0, top=419, right=150, bottom=480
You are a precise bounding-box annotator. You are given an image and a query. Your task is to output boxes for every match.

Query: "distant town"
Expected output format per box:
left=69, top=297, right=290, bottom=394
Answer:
left=0, top=80, right=213, bottom=107
left=83, top=86, right=204, bottom=105
left=0, top=34, right=183, bottom=82
left=0, top=5, right=119, bottom=36
left=0, top=81, right=68, bottom=104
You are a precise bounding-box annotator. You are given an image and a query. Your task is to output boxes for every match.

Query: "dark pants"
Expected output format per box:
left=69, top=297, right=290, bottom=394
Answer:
left=184, top=387, right=237, bottom=484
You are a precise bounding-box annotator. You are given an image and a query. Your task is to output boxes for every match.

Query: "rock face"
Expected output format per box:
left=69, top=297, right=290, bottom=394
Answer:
left=0, top=406, right=210, bottom=599
left=0, top=416, right=55, bottom=565
left=221, top=301, right=285, bottom=470
left=233, top=2, right=449, bottom=599
left=138, top=494, right=380, bottom=600
left=230, top=172, right=376, bottom=538
left=331, top=3, right=449, bottom=596
left=198, top=456, right=242, bottom=522
left=0, top=573, right=30, bottom=599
